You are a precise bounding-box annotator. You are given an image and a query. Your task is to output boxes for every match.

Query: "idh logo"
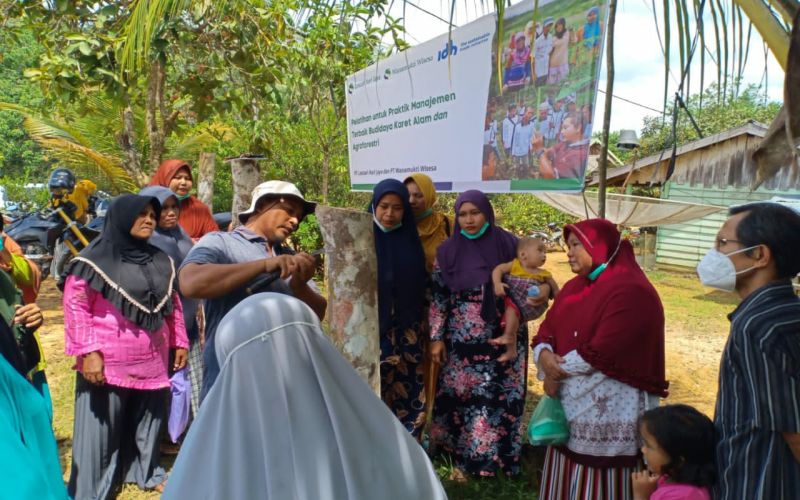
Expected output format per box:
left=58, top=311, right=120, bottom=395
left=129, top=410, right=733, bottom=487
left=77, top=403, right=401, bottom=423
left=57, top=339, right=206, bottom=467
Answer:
left=437, top=40, right=458, bottom=61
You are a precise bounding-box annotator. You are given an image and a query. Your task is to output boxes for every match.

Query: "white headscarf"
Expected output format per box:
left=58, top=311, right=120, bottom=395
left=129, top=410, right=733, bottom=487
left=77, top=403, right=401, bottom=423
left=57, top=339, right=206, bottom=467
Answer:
left=163, top=293, right=447, bottom=500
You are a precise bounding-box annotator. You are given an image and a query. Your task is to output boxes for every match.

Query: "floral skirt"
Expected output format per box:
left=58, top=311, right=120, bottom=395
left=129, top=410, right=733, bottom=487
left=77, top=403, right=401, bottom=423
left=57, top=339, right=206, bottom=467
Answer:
left=429, top=326, right=528, bottom=476
left=380, top=325, right=426, bottom=438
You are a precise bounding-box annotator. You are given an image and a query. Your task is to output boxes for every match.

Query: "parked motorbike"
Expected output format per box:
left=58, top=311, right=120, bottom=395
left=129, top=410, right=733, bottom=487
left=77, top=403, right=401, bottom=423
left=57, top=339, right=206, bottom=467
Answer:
left=531, top=222, right=565, bottom=252
left=5, top=200, right=101, bottom=280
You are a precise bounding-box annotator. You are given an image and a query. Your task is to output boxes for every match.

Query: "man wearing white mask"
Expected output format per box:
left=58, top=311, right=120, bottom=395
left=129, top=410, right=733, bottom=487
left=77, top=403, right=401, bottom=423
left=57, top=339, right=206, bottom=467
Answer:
left=697, top=202, right=800, bottom=500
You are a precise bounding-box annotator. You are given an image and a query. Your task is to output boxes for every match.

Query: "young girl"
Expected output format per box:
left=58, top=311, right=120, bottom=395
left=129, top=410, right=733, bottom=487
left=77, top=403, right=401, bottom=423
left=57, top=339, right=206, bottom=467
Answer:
left=632, top=404, right=715, bottom=500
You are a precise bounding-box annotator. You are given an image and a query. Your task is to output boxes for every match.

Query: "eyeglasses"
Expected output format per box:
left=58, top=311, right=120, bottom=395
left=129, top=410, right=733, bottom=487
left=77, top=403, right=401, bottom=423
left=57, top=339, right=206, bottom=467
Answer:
left=715, top=237, right=742, bottom=249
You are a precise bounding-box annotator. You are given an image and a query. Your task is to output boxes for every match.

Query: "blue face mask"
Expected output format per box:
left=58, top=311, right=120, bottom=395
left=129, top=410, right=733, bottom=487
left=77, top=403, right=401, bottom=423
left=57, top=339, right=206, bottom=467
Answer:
left=176, top=193, right=190, bottom=201
left=460, top=222, right=490, bottom=240
left=373, top=212, right=402, bottom=233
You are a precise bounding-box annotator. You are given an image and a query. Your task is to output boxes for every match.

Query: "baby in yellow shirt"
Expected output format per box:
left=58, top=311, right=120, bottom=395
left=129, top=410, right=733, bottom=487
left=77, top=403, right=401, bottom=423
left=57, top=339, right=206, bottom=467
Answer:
left=491, top=237, right=559, bottom=362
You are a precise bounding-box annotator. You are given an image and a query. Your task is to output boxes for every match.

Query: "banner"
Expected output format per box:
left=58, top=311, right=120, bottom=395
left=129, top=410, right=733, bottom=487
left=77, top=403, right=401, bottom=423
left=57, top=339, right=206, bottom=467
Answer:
left=346, top=0, right=609, bottom=193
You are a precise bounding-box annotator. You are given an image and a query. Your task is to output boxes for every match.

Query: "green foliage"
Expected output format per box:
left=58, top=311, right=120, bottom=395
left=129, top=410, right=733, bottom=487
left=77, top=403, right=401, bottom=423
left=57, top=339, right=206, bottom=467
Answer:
left=0, top=29, right=50, bottom=179
left=434, top=454, right=540, bottom=499
left=290, top=214, right=323, bottom=252
left=636, top=83, right=781, bottom=158
left=0, top=166, right=50, bottom=209
left=599, top=82, right=781, bottom=171
left=490, top=194, right=575, bottom=235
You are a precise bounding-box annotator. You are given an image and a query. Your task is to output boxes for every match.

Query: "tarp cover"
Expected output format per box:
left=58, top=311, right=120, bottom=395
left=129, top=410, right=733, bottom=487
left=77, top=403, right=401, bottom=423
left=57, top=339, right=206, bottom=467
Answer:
left=534, top=192, right=725, bottom=227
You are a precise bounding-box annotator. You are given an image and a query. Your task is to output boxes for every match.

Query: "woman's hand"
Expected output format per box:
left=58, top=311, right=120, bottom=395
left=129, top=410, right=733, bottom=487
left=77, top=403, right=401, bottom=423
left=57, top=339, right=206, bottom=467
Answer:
left=539, top=349, right=569, bottom=381
left=631, top=470, right=659, bottom=500
left=173, top=348, right=188, bottom=371
left=543, top=377, right=561, bottom=398
left=82, top=351, right=105, bottom=385
left=13, top=303, right=43, bottom=330
left=430, top=341, right=447, bottom=365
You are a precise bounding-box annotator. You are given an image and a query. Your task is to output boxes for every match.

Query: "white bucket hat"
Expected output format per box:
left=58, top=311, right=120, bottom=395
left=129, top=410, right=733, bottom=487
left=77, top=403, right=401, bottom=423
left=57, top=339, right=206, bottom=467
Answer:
left=238, top=180, right=317, bottom=224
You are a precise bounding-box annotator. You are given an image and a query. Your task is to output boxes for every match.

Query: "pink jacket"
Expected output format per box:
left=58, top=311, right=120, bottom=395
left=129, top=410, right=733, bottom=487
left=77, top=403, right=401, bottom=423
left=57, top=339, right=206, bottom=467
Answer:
left=63, top=275, right=189, bottom=390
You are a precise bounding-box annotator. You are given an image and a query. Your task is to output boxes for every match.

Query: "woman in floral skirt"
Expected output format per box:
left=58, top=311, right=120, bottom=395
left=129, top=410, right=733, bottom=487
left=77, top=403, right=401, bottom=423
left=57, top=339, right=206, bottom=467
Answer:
left=428, top=190, right=527, bottom=478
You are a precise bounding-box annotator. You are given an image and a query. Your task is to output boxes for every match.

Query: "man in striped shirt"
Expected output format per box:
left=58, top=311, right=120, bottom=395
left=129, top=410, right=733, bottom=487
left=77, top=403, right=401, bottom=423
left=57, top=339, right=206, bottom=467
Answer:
left=703, top=203, right=800, bottom=499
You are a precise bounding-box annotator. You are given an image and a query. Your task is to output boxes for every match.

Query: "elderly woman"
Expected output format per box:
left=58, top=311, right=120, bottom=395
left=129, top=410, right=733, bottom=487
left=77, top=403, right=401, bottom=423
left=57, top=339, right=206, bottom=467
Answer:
left=139, top=186, right=202, bottom=417
left=370, top=179, right=428, bottom=437
left=163, top=293, right=447, bottom=500
left=532, top=219, right=668, bottom=500
left=428, top=190, right=526, bottom=478
left=149, top=159, right=218, bottom=240
left=62, top=194, right=189, bottom=498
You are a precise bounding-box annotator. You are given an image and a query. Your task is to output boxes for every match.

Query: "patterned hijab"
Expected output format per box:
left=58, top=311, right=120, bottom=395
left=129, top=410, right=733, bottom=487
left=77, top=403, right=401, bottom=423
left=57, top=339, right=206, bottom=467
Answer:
left=61, top=195, right=175, bottom=332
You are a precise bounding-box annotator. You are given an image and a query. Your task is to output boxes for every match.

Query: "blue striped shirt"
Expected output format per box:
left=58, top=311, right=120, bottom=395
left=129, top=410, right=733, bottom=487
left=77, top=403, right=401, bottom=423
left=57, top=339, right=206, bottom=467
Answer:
left=714, top=280, right=800, bottom=499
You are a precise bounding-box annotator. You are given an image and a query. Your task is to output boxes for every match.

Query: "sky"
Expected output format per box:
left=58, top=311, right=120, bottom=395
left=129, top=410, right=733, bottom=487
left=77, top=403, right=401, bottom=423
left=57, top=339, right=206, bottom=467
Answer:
left=383, top=0, right=785, bottom=135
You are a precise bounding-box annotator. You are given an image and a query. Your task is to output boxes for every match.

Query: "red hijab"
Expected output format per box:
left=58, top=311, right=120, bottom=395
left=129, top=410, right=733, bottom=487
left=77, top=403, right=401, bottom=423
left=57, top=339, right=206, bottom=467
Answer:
left=533, top=219, right=668, bottom=396
left=149, top=160, right=218, bottom=240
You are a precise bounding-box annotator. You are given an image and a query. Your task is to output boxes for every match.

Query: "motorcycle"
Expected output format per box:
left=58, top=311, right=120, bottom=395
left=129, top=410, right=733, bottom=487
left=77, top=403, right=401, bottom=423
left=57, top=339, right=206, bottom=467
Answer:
left=531, top=221, right=565, bottom=252
left=5, top=200, right=101, bottom=280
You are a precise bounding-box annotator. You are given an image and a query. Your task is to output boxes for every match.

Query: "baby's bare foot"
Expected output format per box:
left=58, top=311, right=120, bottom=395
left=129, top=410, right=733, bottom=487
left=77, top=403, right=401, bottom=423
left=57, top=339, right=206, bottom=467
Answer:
left=497, top=345, right=518, bottom=363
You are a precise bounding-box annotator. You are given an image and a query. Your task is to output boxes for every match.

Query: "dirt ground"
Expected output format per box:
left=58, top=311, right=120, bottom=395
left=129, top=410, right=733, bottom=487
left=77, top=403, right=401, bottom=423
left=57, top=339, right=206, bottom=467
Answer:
left=36, top=250, right=737, bottom=498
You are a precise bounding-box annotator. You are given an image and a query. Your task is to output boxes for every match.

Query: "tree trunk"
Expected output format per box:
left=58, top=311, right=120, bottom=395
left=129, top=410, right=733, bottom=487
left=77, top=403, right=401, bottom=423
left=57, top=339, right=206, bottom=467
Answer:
left=145, top=57, right=178, bottom=174
left=117, top=104, right=147, bottom=187
left=197, top=152, right=216, bottom=209
left=230, top=158, right=261, bottom=228
left=146, top=58, right=164, bottom=172
left=315, top=205, right=380, bottom=394
left=321, top=147, right=330, bottom=205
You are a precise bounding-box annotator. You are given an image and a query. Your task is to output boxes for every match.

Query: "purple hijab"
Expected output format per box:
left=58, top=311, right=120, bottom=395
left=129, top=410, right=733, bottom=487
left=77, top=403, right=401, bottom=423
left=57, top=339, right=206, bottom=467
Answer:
left=436, top=190, right=518, bottom=292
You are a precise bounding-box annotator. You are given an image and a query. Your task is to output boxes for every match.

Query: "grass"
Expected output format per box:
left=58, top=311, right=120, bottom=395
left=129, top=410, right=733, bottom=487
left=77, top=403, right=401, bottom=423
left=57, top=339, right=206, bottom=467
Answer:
left=37, top=251, right=736, bottom=499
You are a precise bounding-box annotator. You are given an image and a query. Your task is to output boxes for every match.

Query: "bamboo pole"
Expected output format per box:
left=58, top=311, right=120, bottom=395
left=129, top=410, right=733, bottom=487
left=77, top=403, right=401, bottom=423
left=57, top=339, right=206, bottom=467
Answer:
left=598, top=0, right=617, bottom=219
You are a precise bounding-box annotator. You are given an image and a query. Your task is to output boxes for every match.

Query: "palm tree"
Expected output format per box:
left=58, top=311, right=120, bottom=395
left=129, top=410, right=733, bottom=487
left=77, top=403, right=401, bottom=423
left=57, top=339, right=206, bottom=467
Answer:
left=0, top=97, right=230, bottom=192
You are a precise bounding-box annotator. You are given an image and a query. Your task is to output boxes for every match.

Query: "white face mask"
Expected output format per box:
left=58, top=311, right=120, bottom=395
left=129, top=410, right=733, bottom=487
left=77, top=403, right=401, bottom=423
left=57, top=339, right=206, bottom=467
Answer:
left=696, top=246, right=759, bottom=292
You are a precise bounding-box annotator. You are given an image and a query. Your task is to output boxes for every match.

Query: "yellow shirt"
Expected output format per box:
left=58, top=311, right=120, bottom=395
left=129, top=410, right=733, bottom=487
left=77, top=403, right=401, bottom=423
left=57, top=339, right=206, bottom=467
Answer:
left=509, top=259, right=551, bottom=282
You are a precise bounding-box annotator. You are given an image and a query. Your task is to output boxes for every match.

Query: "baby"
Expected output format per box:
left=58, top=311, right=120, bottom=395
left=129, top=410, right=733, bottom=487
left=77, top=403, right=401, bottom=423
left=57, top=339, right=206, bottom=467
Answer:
left=491, top=237, right=559, bottom=363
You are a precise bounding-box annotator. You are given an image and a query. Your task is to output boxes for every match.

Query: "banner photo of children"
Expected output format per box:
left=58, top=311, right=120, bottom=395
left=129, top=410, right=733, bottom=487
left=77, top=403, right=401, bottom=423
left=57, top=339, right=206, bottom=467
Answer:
left=482, top=0, right=607, bottom=191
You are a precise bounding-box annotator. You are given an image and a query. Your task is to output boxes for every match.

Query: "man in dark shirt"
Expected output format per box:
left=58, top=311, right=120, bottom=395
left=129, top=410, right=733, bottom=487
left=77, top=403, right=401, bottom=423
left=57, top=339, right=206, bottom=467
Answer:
left=699, top=202, right=800, bottom=499
left=179, top=181, right=326, bottom=400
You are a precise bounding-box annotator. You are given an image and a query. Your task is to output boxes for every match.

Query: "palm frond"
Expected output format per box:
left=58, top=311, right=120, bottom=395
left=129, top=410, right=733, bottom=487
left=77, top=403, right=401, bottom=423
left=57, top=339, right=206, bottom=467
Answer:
left=734, top=0, right=790, bottom=70
left=0, top=102, right=136, bottom=192
left=35, top=135, right=137, bottom=193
